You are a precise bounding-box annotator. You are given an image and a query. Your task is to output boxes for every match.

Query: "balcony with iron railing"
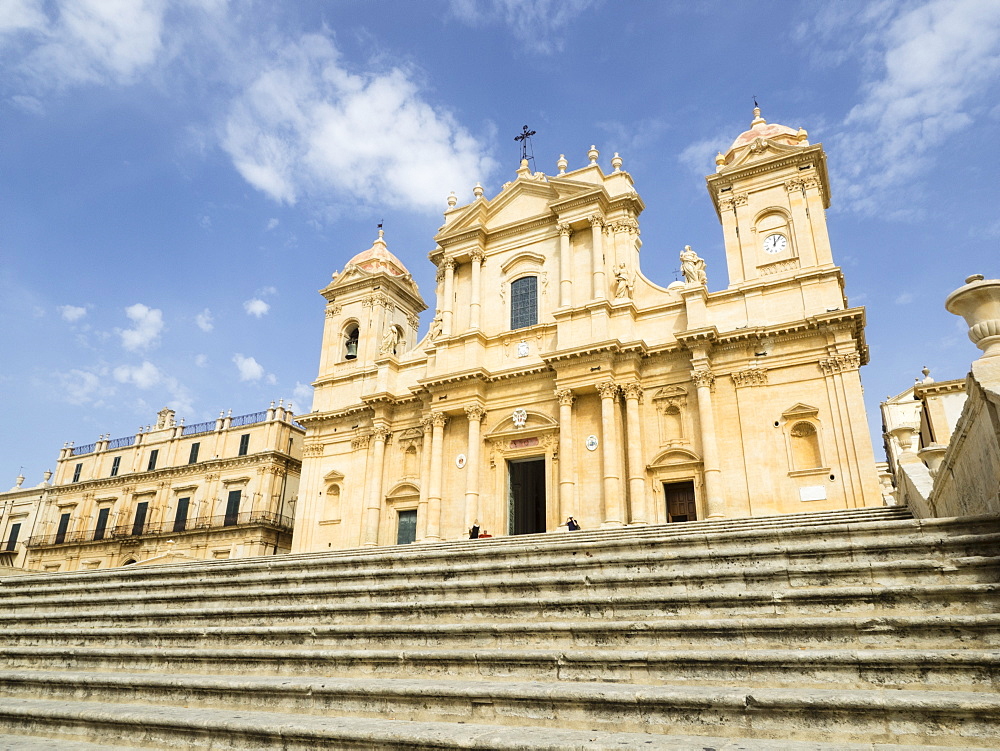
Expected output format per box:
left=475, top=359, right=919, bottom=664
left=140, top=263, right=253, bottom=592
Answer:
left=24, top=510, right=294, bottom=548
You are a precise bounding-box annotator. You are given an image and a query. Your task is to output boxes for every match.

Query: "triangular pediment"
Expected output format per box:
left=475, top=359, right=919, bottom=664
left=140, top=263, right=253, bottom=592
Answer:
left=782, top=403, right=819, bottom=420
left=323, top=468, right=345, bottom=483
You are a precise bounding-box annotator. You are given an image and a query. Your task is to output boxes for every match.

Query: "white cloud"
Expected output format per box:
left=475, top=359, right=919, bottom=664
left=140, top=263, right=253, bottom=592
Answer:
left=449, top=0, right=598, bottom=54
left=678, top=130, right=734, bottom=176
left=14, top=0, right=168, bottom=89
left=266, top=218, right=279, bottom=231
left=894, top=292, right=914, bottom=305
left=58, top=304, right=87, bottom=322
left=58, top=366, right=110, bottom=405
left=113, top=360, right=161, bottom=389
left=828, top=0, right=1000, bottom=214
left=233, top=353, right=264, bottom=381
left=222, top=33, right=497, bottom=213
left=195, top=308, right=213, bottom=332
left=0, top=0, right=46, bottom=34
left=292, top=381, right=313, bottom=409
left=119, top=302, right=164, bottom=351
left=243, top=298, right=270, bottom=317
left=194, top=353, right=208, bottom=367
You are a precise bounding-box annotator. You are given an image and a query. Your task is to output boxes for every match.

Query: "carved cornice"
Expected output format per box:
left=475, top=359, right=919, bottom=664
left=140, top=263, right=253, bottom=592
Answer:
left=732, top=367, right=769, bottom=387
left=818, top=354, right=861, bottom=375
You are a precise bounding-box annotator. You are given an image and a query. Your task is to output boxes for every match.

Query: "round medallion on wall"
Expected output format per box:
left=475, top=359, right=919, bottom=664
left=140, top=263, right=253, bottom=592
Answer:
left=585, top=435, right=598, bottom=451
left=456, top=454, right=467, bottom=469
left=762, top=233, right=787, bottom=254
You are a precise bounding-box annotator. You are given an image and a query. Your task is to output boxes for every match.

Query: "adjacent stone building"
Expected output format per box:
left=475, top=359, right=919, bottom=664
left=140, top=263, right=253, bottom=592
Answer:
left=293, top=108, right=884, bottom=553
left=22, top=404, right=303, bottom=571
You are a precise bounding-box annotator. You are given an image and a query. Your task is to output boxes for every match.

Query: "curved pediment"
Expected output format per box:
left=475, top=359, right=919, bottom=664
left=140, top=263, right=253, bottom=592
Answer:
left=485, top=409, right=558, bottom=440
left=648, top=447, right=701, bottom=469
left=386, top=481, right=420, bottom=499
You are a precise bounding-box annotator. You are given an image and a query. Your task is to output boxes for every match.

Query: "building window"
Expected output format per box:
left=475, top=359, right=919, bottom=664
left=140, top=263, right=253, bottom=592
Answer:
left=238, top=434, right=250, bottom=457
left=110, top=456, right=121, bottom=477
left=132, top=502, right=149, bottom=536
left=147, top=450, right=159, bottom=472
left=72, top=463, right=82, bottom=483
left=510, top=276, right=538, bottom=330
left=174, top=497, right=190, bottom=532
left=344, top=324, right=360, bottom=360
left=188, top=443, right=200, bottom=464
left=94, top=508, right=110, bottom=541
left=224, top=489, right=241, bottom=526
left=55, top=513, right=71, bottom=545
left=5, top=523, right=20, bottom=551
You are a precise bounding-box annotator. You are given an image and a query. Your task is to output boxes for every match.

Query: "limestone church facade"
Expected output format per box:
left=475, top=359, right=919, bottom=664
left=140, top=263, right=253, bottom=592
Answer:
left=293, top=108, right=883, bottom=553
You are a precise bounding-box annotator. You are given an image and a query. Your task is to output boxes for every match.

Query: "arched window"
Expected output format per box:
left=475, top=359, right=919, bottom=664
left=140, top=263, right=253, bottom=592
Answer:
left=790, top=421, right=822, bottom=470
left=510, top=276, right=537, bottom=330
left=343, top=323, right=359, bottom=361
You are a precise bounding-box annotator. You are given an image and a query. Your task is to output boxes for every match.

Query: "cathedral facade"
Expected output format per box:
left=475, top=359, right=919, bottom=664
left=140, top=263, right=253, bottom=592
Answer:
left=293, top=108, right=883, bottom=553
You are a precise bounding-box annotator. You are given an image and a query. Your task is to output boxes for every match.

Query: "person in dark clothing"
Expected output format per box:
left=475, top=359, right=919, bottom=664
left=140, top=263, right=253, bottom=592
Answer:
left=566, top=517, right=580, bottom=531
left=469, top=520, right=480, bottom=539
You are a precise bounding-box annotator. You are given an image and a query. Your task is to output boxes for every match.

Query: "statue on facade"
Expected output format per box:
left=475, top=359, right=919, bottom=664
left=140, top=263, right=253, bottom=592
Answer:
left=380, top=324, right=401, bottom=355
left=613, top=263, right=634, bottom=299
left=428, top=313, right=443, bottom=341
left=680, top=245, right=707, bottom=285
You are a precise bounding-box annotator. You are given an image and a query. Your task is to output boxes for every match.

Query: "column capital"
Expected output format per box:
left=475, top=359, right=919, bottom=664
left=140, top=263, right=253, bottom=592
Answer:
left=557, top=222, right=573, bottom=237
left=588, top=214, right=605, bottom=229
left=431, top=411, right=449, bottom=428
left=596, top=380, right=619, bottom=399
left=442, top=257, right=457, bottom=272
left=372, top=425, right=392, bottom=442
left=420, top=415, right=434, bottom=432
left=555, top=388, right=576, bottom=406
left=469, top=248, right=485, bottom=263
left=691, top=368, right=716, bottom=390
left=464, top=404, right=486, bottom=422
left=622, top=382, right=643, bottom=401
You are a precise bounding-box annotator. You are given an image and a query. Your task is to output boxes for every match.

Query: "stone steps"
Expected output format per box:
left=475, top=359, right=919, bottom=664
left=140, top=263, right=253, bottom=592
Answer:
left=0, top=671, right=998, bottom=747
left=3, top=506, right=999, bottom=748
left=7, top=613, right=1000, bottom=651
left=1, top=698, right=984, bottom=751
left=1, top=645, right=996, bottom=692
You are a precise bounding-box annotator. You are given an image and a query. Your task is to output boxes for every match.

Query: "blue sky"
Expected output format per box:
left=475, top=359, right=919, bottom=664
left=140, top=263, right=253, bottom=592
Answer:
left=2, top=0, right=999, bottom=485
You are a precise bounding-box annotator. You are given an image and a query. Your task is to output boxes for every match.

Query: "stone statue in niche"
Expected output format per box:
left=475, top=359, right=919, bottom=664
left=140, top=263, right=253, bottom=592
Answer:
left=380, top=324, right=402, bottom=355
left=428, top=313, right=443, bottom=341
left=613, top=263, right=634, bottom=299
left=680, top=245, right=708, bottom=285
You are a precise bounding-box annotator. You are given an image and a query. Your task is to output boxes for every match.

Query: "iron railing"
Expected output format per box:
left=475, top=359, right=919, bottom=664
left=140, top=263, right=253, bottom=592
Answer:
left=182, top=420, right=215, bottom=436
left=107, top=435, right=136, bottom=450
left=71, top=443, right=95, bottom=456
left=231, top=411, right=267, bottom=428
left=24, top=510, right=293, bottom=548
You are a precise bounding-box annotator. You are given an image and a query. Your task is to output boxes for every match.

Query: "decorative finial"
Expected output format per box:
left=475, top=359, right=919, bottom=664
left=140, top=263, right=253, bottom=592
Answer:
left=921, top=366, right=933, bottom=383
left=473, top=182, right=484, bottom=198
left=751, top=98, right=765, bottom=126
left=514, top=125, right=536, bottom=165
left=611, top=152, right=622, bottom=172
left=796, top=127, right=808, bottom=143
left=517, top=158, right=530, bottom=177
left=447, top=191, right=458, bottom=208
left=588, top=145, right=599, bottom=164
left=377, top=220, right=384, bottom=240
left=556, top=154, right=567, bottom=174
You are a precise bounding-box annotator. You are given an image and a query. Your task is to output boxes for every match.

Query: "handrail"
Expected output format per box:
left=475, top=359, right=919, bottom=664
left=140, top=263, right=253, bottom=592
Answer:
left=70, top=443, right=95, bottom=456
left=182, top=421, right=215, bottom=436
left=231, top=411, right=267, bottom=428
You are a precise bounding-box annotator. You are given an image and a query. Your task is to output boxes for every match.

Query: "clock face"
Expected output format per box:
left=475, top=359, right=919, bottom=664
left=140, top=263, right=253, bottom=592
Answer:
left=763, top=233, right=787, bottom=254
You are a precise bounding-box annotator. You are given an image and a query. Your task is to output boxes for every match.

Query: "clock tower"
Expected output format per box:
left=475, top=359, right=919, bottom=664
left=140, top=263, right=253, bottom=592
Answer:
left=707, top=107, right=834, bottom=287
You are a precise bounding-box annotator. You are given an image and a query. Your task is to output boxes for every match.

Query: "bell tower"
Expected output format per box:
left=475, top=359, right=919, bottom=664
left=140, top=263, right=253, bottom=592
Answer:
left=706, top=107, right=834, bottom=287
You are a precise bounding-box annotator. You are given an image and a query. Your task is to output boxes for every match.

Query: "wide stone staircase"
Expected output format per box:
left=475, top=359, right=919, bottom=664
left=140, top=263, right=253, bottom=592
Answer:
left=1, top=505, right=998, bottom=750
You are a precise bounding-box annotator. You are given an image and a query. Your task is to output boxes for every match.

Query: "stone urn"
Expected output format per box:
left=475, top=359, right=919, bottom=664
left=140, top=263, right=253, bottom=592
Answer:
left=945, top=275, right=1000, bottom=358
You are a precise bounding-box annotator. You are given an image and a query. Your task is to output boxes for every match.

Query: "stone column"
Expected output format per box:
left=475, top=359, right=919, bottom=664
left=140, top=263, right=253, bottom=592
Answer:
left=622, top=382, right=647, bottom=525
left=361, top=425, right=390, bottom=546
left=463, top=405, right=486, bottom=530
left=692, top=367, right=725, bottom=518
left=469, top=249, right=484, bottom=330
left=556, top=389, right=576, bottom=520
left=425, top=411, right=448, bottom=541
left=442, top=258, right=456, bottom=336
left=597, top=381, right=623, bottom=526
left=416, top=416, right=433, bottom=541
left=589, top=215, right=606, bottom=301
left=558, top=224, right=573, bottom=307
